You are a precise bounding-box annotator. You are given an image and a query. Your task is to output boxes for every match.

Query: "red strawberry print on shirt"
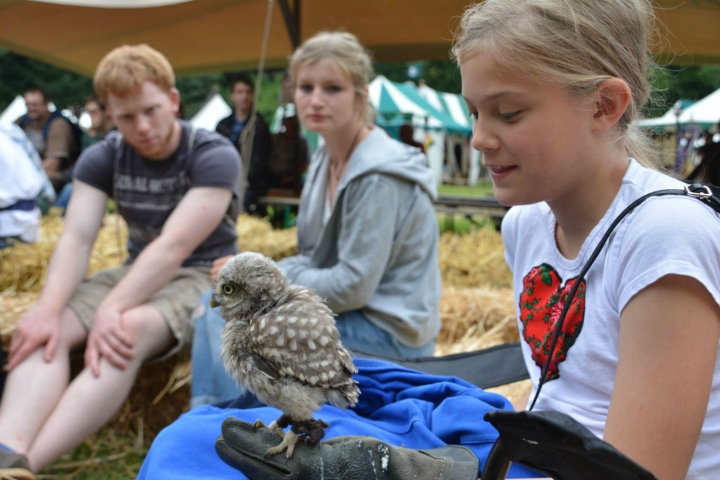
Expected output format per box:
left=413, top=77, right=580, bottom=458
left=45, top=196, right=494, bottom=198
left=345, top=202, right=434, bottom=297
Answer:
left=519, top=264, right=586, bottom=381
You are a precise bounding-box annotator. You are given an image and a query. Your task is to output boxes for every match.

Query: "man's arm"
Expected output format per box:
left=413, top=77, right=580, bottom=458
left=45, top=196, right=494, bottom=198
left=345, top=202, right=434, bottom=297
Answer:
left=604, top=274, right=720, bottom=479
left=99, top=187, right=233, bottom=312
left=84, top=186, right=233, bottom=375
left=7, top=181, right=107, bottom=368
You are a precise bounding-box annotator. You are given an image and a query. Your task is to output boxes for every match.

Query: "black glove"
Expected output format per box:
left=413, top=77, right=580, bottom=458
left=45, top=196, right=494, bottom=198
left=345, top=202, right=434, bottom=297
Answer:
left=216, top=417, right=479, bottom=480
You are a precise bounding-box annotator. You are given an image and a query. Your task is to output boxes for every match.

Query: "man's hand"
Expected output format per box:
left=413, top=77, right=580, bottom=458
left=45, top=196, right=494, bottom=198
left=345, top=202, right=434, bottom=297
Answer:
left=211, top=255, right=234, bottom=283
left=7, top=305, right=63, bottom=370
left=215, top=417, right=479, bottom=480
left=42, top=157, right=62, bottom=175
left=84, top=305, right=135, bottom=376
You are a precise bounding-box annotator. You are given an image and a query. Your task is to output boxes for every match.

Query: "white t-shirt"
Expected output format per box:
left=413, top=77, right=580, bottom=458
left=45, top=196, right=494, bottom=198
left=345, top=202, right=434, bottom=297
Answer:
left=503, top=159, right=720, bottom=479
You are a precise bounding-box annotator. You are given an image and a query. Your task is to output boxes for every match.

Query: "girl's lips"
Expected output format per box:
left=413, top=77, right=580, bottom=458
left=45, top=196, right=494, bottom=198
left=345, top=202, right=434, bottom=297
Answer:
left=488, top=165, right=517, bottom=181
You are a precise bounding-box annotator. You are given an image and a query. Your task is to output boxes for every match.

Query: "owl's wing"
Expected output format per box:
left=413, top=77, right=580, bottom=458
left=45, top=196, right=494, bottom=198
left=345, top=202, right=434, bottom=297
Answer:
left=249, top=290, right=356, bottom=389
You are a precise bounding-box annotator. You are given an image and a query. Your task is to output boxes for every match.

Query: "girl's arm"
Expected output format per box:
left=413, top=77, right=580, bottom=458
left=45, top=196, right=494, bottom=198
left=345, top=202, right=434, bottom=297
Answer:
left=604, top=274, right=720, bottom=479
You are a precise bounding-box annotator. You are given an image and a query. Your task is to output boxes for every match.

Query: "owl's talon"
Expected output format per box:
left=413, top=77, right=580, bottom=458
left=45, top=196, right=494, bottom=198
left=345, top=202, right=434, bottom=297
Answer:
left=265, top=430, right=300, bottom=459
left=254, top=419, right=285, bottom=439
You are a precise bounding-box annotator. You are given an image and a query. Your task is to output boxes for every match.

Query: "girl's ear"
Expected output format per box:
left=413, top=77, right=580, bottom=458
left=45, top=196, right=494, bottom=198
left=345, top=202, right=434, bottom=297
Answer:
left=592, top=78, right=632, bottom=132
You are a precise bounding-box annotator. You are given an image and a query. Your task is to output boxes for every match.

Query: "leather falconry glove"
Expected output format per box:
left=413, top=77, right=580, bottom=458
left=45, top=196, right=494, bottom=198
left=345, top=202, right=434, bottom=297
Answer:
left=215, top=416, right=479, bottom=480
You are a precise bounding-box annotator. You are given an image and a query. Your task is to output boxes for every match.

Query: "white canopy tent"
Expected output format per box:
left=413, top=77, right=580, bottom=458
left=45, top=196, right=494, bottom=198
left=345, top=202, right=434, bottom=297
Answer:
left=188, top=92, right=232, bottom=132
left=677, top=88, right=720, bottom=129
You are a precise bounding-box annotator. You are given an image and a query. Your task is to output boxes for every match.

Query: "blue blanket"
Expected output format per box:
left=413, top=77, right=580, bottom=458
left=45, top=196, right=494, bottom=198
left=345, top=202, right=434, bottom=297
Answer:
left=138, top=358, right=541, bottom=478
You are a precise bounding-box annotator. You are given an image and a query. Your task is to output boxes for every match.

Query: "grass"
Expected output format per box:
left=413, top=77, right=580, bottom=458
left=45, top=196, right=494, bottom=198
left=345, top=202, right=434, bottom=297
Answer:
left=437, top=182, right=494, bottom=198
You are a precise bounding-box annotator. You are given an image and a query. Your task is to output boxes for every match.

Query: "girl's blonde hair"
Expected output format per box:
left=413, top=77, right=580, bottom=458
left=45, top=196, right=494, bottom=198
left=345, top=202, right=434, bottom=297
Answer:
left=289, top=31, right=374, bottom=109
left=453, top=0, right=657, bottom=167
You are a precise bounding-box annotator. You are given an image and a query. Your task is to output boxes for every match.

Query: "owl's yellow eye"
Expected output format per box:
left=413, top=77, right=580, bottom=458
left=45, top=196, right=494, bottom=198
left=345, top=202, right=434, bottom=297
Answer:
left=222, top=284, right=235, bottom=295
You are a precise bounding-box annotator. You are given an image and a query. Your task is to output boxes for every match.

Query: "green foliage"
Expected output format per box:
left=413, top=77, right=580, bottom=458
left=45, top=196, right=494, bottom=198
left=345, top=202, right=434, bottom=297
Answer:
left=0, top=49, right=94, bottom=112
left=1, top=47, right=717, bottom=127
left=375, top=59, right=462, bottom=93
left=437, top=182, right=494, bottom=197
left=645, top=65, right=720, bottom=118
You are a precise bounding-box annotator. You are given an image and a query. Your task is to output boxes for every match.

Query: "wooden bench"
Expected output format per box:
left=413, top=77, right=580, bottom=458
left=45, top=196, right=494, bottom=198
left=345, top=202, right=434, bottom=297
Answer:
left=257, top=191, right=510, bottom=229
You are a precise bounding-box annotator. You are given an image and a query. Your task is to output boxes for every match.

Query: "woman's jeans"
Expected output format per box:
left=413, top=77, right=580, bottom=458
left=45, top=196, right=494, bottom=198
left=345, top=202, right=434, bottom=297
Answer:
left=190, top=290, right=435, bottom=408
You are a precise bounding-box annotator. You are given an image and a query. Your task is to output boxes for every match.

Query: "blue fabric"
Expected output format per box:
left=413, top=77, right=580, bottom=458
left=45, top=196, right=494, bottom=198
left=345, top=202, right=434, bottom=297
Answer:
left=139, top=358, right=541, bottom=479
left=335, top=309, right=436, bottom=358
left=54, top=182, right=72, bottom=208
left=0, top=442, right=14, bottom=453
left=190, top=292, right=435, bottom=408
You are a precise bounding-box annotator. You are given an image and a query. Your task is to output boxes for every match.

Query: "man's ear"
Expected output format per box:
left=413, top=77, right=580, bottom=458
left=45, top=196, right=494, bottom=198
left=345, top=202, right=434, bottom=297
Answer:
left=592, top=78, right=632, bottom=132
left=169, top=87, right=181, bottom=114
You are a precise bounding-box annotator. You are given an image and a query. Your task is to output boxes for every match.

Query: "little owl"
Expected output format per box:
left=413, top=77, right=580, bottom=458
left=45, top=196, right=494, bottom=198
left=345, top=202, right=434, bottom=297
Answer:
left=211, top=252, right=360, bottom=458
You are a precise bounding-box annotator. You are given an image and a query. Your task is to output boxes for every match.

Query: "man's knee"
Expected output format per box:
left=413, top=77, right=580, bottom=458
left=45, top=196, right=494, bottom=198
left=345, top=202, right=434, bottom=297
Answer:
left=119, top=306, right=175, bottom=359
left=120, top=307, right=167, bottom=341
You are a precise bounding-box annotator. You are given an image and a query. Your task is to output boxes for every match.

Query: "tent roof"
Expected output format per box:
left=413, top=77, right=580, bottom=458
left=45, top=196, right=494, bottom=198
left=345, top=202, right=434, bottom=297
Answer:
left=188, top=92, right=231, bottom=131
left=417, top=84, right=471, bottom=131
left=677, top=88, right=720, bottom=128
left=368, top=76, right=470, bottom=133
left=0, top=0, right=719, bottom=77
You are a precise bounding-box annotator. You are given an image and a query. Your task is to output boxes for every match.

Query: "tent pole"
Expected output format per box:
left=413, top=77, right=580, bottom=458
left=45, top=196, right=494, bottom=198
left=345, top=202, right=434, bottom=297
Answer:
left=244, top=0, right=274, bottom=187
left=278, top=0, right=301, bottom=49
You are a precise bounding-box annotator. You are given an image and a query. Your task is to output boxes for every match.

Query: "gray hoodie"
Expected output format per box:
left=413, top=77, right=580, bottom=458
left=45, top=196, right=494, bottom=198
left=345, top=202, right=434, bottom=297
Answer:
left=277, top=127, right=441, bottom=348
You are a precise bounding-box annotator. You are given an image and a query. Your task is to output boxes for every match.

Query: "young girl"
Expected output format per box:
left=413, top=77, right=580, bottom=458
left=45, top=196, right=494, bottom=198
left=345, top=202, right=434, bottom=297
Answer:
left=455, top=0, right=720, bottom=478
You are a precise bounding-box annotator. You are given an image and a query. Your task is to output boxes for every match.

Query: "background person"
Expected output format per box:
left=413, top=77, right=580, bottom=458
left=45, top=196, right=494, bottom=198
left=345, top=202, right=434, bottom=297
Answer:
left=55, top=95, right=115, bottom=209
left=216, top=75, right=272, bottom=216
left=189, top=31, right=441, bottom=408
left=0, top=44, right=241, bottom=479
left=15, top=88, right=80, bottom=195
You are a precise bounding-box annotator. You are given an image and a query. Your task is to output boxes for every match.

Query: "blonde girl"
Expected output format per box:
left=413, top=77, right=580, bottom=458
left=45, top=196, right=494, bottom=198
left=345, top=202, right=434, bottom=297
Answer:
left=455, top=1, right=720, bottom=478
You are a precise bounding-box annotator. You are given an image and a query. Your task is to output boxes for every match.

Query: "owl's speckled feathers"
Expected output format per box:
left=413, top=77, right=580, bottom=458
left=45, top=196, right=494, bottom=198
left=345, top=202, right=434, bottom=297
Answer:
left=212, top=252, right=360, bottom=455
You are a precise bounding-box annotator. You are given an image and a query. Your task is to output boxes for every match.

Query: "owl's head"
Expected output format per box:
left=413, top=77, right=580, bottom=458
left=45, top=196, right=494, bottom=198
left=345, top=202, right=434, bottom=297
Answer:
left=211, top=252, right=290, bottom=320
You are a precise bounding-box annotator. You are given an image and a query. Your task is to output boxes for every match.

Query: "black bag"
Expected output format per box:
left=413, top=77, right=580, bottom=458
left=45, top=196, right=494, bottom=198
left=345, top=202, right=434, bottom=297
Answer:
left=481, top=183, right=720, bottom=480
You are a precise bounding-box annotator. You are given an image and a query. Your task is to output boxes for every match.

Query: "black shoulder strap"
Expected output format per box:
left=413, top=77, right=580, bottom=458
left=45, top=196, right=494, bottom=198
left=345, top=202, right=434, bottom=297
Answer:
left=529, top=183, right=720, bottom=410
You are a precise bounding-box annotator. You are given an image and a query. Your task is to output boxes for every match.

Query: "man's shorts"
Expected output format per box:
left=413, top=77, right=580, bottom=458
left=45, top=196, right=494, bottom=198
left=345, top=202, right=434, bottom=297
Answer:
left=68, top=265, right=212, bottom=362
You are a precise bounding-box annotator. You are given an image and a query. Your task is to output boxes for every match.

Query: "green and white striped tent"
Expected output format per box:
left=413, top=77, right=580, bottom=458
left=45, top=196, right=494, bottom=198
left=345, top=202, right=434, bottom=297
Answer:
left=417, top=83, right=472, bottom=133
left=368, top=76, right=471, bottom=134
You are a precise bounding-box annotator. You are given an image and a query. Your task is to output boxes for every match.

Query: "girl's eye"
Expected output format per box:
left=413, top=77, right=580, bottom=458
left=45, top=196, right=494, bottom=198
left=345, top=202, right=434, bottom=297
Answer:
left=499, top=111, right=520, bottom=120
left=326, top=85, right=341, bottom=93
left=299, top=85, right=313, bottom=93
left=222, top=284, right=235, bottom=295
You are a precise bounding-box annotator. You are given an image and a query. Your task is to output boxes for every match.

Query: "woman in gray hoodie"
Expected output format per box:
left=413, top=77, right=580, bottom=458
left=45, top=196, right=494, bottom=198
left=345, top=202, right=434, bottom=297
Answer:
left=281, top=31, right=441, bottom=358
left=190, top=31, right=441, bottom=407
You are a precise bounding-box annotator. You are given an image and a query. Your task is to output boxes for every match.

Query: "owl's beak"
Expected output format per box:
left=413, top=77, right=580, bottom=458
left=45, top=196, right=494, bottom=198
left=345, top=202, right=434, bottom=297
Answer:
left=210, top=295, right=219, bottom=309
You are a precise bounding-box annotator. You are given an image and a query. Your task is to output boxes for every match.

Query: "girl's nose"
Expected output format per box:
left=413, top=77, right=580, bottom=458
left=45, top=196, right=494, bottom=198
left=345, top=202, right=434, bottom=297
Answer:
left=471, top=116, right=500, bottom=153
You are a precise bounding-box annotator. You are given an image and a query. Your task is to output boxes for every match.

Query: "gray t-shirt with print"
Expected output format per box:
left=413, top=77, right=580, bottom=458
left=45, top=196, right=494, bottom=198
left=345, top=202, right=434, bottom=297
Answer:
left=74, top=121, right=242, bottom=267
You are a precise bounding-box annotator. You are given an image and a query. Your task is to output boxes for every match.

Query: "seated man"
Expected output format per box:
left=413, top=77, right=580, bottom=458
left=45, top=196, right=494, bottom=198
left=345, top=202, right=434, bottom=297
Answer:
left=0, top=44, right=241, bottom=479
left=15, top=88, right=80, bottom=195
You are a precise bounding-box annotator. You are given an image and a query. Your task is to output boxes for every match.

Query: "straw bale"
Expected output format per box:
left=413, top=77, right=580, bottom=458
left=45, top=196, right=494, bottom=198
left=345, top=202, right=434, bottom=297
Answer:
left=435, top=286, right=519, bottom=356
left=237, top=214, right=298, bottom=260
left=438, top=228, right=512, bottom=289
left=0, top=210, right=127, bottom=294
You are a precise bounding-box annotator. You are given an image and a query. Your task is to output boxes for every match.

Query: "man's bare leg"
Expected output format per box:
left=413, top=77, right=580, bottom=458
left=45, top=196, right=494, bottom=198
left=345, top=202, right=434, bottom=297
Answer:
left=0, top=308, right=87, bottom=453
left=26, top=304, right=174, bottom=471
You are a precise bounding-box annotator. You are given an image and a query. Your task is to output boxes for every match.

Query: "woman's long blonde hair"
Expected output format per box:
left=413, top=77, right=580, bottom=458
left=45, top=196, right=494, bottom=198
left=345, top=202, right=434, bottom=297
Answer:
left=453, top=0, right=658, bottom=167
